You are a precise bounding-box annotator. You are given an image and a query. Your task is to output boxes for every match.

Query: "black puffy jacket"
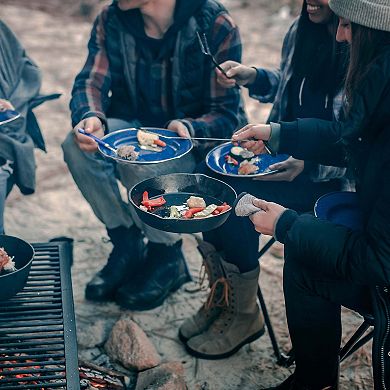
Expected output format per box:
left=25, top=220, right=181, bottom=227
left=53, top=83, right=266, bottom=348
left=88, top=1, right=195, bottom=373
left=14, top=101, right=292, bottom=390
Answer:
left=275, top=45, right=390, bottom=389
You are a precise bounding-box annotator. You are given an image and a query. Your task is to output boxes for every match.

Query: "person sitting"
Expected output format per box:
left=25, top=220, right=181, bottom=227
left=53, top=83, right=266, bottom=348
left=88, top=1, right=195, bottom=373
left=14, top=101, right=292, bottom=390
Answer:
left=179, top=0, right=350, bottom=360
left=233, top=0, right=390, bottom=388
left=62, top=0, right=245, bottom=310
left=0, top=19, right=59, bottom=234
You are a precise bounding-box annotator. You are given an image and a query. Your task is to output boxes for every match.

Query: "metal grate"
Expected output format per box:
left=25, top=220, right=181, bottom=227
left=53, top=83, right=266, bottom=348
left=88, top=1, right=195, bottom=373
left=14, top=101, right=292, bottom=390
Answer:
left=0, top=242, right=80, bottom=389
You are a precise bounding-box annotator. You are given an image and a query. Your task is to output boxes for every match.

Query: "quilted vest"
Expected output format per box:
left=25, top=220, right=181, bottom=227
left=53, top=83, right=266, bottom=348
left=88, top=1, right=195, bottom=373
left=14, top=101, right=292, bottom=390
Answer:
left=103, top=0, right=228, bottom=124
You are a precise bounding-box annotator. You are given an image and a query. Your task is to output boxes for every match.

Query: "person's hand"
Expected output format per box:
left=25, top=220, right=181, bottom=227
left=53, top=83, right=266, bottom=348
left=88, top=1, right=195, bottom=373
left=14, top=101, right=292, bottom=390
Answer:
left=167, top=120, right=191, bottom=138
left=232, top=123, right=271, bottom=154
left=254, top=157, right=304, bottom=182
left=0, top=99, right=15, bottom=112
left=249, top=198, right=286, bottom=236
left=216, top=61, right=257, bottom=88
left=73, top=116, right=104, bottom=152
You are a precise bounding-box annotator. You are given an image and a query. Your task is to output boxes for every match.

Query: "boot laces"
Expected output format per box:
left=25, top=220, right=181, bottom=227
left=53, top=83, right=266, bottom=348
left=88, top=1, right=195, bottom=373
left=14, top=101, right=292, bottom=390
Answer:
left=205, top=277, right=230, bottom=309
left=197, top=251, right=223, bottom=289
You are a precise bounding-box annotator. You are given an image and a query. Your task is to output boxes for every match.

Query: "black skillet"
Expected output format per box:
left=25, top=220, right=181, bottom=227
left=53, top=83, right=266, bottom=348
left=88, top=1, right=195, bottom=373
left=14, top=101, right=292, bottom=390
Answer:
left=129, top=173, right=237, bottom=233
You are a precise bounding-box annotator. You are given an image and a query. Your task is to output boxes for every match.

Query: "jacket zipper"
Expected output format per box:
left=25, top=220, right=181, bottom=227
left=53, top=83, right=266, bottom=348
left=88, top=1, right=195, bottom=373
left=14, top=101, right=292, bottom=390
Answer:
left=298, top=77, right=305, bottom=106
left=378, top=286, right=390, bottom=390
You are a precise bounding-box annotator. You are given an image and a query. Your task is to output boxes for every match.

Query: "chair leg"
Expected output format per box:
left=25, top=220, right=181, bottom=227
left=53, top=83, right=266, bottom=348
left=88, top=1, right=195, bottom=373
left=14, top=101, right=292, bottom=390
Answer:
left=257, top=237, right=294, bottom=367
left=258, top=237, right=275, bottom=258
left=339, top=322, right=373, bottom=362
left=257, top=285, right=294, bottom=367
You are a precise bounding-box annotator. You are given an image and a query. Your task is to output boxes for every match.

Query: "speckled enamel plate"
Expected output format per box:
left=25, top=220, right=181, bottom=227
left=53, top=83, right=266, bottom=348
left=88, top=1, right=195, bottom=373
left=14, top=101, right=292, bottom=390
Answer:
left=206, top=142, right=289, bottom=177
left=98, top=128, right=193, bottom=164
left=314, top=191, right=362, bottom=231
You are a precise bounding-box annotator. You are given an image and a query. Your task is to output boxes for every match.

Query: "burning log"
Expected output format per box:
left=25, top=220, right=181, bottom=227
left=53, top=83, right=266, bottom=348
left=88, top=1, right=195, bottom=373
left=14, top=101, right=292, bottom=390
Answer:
left=79, top=360, right=131, bottom=389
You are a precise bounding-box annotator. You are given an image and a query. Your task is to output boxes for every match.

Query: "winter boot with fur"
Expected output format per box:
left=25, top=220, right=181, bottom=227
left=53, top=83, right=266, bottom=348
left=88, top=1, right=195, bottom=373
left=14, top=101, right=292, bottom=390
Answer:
left=179, top=240, right=226, bottom=342
left=186, top=259, right=264, bottom=359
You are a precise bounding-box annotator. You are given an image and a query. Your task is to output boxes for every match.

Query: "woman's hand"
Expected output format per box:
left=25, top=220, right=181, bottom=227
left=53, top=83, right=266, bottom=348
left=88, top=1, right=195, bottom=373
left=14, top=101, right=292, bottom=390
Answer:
left=73, top=116, right=104, bottom=152
left=254, top=157, right=304, bottom=182
left=0, top=99, right=15, bottom=111
left=167, top=120, right=191, bottom=138
left=232, top=123, right=271, bottom=154
left=249, top=198, right=286, bottom=236
left=216, top=60, right=257, bottom=88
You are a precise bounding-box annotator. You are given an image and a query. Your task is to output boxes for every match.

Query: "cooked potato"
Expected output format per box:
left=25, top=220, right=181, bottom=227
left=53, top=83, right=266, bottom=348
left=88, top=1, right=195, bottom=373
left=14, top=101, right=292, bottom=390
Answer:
left=187, top=196, right=206, bottom=209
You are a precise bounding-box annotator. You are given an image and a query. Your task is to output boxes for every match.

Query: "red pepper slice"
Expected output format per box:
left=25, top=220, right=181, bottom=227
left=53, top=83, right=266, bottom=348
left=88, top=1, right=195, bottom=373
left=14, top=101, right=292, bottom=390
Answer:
left=214, top=203, right=231, bottom=213
left=141, top=191, right=166, bottom=210
left=142, top=191, right=149, bottom=203
left=142, top=196, right=166, bottom=208
left=154, top=139, right=166, bottom=147
left=183, top=207, right=205, bottom=219
left=224, top=155, right=238, bottom=166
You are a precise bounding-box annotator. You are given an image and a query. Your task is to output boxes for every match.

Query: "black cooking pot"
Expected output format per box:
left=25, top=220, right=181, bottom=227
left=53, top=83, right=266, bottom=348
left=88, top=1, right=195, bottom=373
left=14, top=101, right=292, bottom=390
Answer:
left=0, top=235, right=34, bottom=301
left=129, top=173, right=237, bottom=233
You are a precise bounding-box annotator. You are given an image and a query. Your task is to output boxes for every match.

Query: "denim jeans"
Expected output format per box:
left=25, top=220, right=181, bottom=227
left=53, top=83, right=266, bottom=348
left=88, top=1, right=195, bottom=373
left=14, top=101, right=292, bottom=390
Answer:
left=0, top=161, right=14, bottom=234
left=62, top=118, right=196, bottom=244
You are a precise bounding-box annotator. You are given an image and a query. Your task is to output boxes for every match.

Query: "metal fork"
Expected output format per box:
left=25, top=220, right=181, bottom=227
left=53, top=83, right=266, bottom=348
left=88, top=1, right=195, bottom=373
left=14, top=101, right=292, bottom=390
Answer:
left=196, top=31, right=240, bottom=88
left=137, top=128, right=275, bottom=155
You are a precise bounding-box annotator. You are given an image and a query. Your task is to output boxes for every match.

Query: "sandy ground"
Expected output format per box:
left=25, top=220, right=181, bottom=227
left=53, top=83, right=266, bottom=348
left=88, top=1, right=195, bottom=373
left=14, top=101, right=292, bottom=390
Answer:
left=1, top=2, right=373, bottom=389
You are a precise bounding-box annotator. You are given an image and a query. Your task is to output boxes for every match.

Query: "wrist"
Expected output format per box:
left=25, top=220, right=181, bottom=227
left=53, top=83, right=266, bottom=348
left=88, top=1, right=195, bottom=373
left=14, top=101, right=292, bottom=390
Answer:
left=247, top=67, right=258, bottom=86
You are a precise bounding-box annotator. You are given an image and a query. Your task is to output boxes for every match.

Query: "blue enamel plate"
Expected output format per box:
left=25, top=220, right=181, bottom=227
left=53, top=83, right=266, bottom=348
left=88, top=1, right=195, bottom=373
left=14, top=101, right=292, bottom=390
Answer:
left=0, top=110, right=21, bottom=126
left=99, top=128, right=193, bottom=164
left=206, top=142, right=289, bottom=178
left=314, top=191, right=363, bottom=231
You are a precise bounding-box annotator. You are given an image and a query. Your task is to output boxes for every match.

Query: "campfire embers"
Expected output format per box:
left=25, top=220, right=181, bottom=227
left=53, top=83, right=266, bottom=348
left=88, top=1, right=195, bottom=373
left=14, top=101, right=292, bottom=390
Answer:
left=79, top=361, right=131, bottom=389
left=0, top=353, right=65, bottom=389
left=0, top=354, right=129, bottom=389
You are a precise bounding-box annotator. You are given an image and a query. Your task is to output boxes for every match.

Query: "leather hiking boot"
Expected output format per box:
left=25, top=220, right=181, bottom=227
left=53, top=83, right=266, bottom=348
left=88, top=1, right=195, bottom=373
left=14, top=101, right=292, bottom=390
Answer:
left=85, top=226, right=145, bottom=302
left=179, top=239, right=225, bottom=343
left=115, top=239, right=191, bottom=310
left=186, top=260, right=264, bottom=359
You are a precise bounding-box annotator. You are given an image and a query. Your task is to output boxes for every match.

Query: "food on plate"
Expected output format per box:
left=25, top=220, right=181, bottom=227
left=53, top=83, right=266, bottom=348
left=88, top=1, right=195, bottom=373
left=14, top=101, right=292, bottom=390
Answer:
left=225, top=145, right=257, bottom=169
left=169, top=206, right=181, bottom=218
left=137, top=129, right=166, bottom=152
left=225, top=154, right=239, bottom=166
left=238, top=160, right=259, bottom=175
left=182, top=201, right=231, bottom=219
left=229, top=145, right=255, bottom=161
left=193, top=204, right=218, bottom=218
left=240, top=149, right=255, bottom=160
left=141, top=191, right=166, bottom=211
left=187, top=196, right=206, bottom=209
left=138, top=192, right=231, bottom=219
left=0, top=247, right=16, bottom=275
left=117, top=145, right=139, bottom=161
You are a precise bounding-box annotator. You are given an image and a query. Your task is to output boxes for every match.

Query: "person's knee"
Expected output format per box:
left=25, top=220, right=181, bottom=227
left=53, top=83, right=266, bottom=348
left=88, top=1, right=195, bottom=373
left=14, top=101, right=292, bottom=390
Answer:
left=61, top=131, right=78, bottom=164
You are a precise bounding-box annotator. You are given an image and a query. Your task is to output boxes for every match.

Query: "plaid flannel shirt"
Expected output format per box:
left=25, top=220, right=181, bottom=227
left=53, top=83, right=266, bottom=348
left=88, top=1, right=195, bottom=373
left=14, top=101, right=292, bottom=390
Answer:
left=70, top=8, right=243, bottom=140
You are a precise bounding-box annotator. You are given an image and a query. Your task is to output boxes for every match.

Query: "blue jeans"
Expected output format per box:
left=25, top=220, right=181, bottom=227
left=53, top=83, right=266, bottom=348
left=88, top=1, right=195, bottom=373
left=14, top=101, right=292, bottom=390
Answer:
left=0, top=161, right=14, bottom=234
left=62, top=119, right=196, bottom=244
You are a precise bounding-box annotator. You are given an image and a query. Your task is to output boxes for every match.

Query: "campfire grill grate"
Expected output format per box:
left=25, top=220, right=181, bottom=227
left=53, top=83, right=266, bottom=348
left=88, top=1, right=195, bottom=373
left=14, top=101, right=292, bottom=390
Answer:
left=0, top=242, right=80, bottom=389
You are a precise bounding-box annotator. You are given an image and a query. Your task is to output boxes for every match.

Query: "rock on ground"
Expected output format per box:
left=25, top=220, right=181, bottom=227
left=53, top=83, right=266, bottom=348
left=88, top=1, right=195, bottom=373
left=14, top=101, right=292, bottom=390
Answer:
left=135, top=362, right=186, bottom=390
left=105, top=316, right=161, bottom=371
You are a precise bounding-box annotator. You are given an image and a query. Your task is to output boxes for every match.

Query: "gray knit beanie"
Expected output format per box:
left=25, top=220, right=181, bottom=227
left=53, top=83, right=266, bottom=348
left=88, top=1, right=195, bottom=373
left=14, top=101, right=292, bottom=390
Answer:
left=329, top=0, right=390, bottom=32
